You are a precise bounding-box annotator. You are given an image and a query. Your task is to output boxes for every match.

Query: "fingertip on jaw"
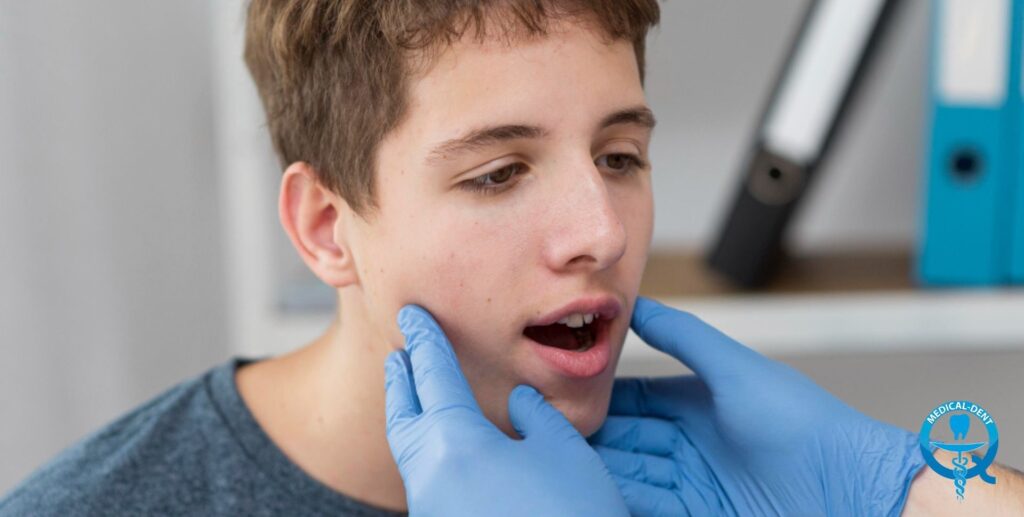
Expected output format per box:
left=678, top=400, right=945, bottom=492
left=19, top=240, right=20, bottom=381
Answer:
left=632, top=295, right=662, bottom=315
left=383, top=349, right=409, bottom=387
left=510, top=384, right=540, bottom=401
left=396, top=304, right=420, bottom=330
left=384, top=348, right=404, bottom=371
left=630, top=296, right=651, bottom=328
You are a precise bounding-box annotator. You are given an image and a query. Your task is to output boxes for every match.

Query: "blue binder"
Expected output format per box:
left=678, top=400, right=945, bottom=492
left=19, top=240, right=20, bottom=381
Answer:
left=919, top=0, right=1016, bottom=285
left=1014, top=181, right=1024, bottom=280
left=1013, top=0, right=1024, bottom=282
left=1014, top=137, right=1024, bottom=281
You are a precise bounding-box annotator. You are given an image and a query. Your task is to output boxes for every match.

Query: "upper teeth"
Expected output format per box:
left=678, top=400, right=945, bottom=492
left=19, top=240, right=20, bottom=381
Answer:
left=557, top=312, right=598, bottom=328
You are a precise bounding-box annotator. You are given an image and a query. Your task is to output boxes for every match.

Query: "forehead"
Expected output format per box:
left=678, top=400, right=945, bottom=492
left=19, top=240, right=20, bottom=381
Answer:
left=402, top=21, right=645, bottom=136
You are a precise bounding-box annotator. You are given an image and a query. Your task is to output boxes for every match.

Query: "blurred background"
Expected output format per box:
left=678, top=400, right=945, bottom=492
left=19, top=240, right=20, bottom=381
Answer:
left=2, top=0, right=1022, bottom=494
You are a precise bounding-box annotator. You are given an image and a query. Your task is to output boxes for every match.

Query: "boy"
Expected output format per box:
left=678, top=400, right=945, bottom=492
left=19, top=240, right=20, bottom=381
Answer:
left=0, top=0, right=660, bottom=514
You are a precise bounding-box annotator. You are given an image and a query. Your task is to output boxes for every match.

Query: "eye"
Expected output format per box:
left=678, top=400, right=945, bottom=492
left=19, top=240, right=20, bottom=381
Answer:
left=458, top=163, right=527, bottom=196
left=597, top=153, right=647, bottom=175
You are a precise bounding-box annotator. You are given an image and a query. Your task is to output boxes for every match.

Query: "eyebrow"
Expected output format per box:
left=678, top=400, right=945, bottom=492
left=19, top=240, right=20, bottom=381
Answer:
left=598, top=106, right=657, bottom=132
left=425, top=105, right=657, bottom=165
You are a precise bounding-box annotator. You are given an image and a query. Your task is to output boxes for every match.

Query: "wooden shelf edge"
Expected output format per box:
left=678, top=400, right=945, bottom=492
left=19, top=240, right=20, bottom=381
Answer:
left=639, top=248, right=917, bottom=296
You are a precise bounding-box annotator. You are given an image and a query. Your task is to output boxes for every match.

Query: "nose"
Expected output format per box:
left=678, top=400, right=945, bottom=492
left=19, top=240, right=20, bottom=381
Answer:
left=542, top=157, right=628, bottom=273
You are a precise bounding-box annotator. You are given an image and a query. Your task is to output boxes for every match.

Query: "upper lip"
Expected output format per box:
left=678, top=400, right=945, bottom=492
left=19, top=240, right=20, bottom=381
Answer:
left=524, top=293, right=623, bottom=328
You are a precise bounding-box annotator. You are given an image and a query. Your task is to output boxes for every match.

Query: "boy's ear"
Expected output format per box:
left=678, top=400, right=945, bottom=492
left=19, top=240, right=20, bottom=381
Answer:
left=278, top=161, right=359, bottom=289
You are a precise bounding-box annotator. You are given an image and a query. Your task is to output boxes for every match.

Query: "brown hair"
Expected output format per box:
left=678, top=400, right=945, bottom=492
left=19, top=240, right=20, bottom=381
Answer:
left=244, top=0, right=660, bottom=219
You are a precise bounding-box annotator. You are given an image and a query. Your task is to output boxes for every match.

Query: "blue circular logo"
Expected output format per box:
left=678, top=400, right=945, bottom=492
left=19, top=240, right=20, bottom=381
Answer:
left=919, top=400, right=999, bottom=498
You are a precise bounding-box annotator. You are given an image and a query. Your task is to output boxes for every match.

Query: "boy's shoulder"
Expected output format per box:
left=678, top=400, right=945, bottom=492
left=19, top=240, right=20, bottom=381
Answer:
left=0, top=359, right=241, bottom=516
left=0, top=357, right=405, bottom=517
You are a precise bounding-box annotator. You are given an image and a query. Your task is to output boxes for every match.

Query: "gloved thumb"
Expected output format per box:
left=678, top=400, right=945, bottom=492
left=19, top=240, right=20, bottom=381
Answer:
left=630, top=295, right=762, bottom=389
left=507, top=385, right=580, bottom=442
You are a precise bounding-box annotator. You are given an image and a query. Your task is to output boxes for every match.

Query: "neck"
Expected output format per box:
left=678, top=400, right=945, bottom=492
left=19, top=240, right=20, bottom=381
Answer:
left=236, top=295, right=407, bottom=512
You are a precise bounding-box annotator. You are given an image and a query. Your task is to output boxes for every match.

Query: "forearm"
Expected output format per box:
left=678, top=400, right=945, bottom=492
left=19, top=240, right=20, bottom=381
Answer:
left=902, top=450, right=1024, bottom=516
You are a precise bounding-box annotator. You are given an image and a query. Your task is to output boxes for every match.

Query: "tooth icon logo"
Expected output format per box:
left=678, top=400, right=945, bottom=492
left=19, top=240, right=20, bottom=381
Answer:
left=949, top=414, right=970, bottom=440
left=919, top=400, right=999, bottom=502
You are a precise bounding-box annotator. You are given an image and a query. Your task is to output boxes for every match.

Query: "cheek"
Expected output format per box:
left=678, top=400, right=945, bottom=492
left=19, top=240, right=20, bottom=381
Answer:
left=418, top=202, right=538, bottom=299
left=609, top=182, right=654, bottom=278
left=618, top=177, right=654, bottom=236
left=383, top=212, right=530, bottom=348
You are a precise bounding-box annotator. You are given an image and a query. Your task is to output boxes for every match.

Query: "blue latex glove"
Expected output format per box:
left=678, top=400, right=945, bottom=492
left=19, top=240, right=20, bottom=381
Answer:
left=589, top=296, right=928, bottom=517
left=384, top=304, right=629, bottom=517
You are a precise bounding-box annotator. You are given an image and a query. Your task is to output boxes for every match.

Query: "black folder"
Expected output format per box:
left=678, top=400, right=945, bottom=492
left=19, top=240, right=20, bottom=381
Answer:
left=706, top=0, right=903, bottom=288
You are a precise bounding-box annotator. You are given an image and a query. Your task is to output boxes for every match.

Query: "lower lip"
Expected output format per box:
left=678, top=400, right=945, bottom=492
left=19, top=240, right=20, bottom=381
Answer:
left=524, top=318, right=612, bottom=378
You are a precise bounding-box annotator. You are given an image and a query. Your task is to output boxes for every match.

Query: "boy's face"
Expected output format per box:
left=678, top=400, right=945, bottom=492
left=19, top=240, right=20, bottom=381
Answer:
left=351, top=20, right=654, bottom=437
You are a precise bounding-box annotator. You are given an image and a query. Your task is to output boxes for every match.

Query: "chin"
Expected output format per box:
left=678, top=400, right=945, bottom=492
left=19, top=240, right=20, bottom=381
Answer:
left=488, top=385, right=611, bottom=439
left=549, top=390, right=612, bottom=438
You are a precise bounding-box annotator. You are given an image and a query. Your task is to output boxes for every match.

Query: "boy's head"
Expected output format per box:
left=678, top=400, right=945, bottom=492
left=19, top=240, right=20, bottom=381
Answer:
left=245, top=0, right=660, bottom=437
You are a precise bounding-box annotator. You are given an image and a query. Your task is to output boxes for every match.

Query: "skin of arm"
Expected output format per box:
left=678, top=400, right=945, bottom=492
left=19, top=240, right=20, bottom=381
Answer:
left=902, top=450, right=1024, bottom=516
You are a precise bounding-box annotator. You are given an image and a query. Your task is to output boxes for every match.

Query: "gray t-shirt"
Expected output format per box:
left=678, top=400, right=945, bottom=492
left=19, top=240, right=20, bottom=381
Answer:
left=0, top=357, right=406, bottom=517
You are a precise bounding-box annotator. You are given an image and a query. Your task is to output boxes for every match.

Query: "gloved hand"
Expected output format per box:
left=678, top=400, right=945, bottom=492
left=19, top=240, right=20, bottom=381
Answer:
left=384, top=304, right=629, bottom=517
left=589, top=296, right=928, bottom=517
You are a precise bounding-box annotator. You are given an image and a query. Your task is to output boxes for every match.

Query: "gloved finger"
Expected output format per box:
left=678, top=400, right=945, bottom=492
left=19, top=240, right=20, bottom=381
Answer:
left=397, top=304, right=482, bottom=414
left=384, top=349, right=420, bottom=434
left=611, top=474, right=686, bottom=517
left=630, top=295, right=763, bottom=390
left=588, top=416, right=680, bottom=457
left=607, top=375, right=709, bottom=418
left=594, top=446, right=677, bottom=490
left=507, top=385, right=580, bottom=441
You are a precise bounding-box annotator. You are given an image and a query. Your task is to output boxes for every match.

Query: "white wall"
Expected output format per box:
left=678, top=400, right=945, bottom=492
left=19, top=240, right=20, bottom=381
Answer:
left=0, top=1, right=228, bottom=492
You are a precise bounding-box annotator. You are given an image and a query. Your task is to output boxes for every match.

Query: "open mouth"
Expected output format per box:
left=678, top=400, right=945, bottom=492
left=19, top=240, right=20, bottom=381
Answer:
left=523, top=312, right=607, bottom=352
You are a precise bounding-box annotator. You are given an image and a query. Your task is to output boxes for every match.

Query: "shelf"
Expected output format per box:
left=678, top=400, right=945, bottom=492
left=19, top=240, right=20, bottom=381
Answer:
left=639, top=248, right=916, bottom=296
left=238, top=250, right=1024, bottom=360
left=632, top=249, right=1024, bottom=358
left=623, top=289, right=1024, bottom=360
